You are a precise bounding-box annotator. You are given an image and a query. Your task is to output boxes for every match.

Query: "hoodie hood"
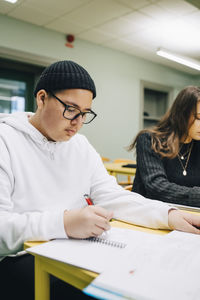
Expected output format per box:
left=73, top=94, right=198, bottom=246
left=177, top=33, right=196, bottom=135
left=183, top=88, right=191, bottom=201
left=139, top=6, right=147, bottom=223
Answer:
left=0, top=112, right=38, bottom=138
left=0, top=112, right=62, bottom=159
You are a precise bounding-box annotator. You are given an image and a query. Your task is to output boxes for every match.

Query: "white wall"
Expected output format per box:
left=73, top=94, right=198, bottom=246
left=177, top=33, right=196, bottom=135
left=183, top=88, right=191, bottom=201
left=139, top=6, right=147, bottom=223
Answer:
left=0, top=15, right=198, bottom=160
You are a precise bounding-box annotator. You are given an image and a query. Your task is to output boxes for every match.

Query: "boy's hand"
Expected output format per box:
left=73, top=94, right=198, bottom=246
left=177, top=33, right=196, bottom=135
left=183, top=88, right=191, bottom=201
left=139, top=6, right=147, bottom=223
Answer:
left=63, top=206, right=113, bottom=238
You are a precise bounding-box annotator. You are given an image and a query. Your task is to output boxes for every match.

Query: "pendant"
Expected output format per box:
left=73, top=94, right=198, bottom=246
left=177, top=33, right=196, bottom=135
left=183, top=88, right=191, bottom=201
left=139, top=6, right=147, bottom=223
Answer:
left=183, top=170, right=187, bottom=176
left=181, top=156, right=184, bottom=160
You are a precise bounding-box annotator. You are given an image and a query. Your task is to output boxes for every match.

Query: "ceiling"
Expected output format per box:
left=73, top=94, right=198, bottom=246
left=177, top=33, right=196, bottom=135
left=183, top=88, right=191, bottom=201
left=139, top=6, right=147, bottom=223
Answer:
left=0, top=0, right=200, bottom=75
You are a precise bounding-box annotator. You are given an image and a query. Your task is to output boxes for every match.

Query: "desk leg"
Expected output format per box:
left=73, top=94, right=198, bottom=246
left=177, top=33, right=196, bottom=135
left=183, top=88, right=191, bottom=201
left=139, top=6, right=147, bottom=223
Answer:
left=35, top=256, right=50, bottom=300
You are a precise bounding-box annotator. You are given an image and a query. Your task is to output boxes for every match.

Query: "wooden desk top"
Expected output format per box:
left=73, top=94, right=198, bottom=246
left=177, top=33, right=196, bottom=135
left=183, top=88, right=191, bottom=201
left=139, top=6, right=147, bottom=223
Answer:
left=24, top=218, right=198, bottom=298
left=24, top=219, right=169, bottom=250
left=24, top=220, right=170, bottom=283
left=104, top=163, right=136, bottom=175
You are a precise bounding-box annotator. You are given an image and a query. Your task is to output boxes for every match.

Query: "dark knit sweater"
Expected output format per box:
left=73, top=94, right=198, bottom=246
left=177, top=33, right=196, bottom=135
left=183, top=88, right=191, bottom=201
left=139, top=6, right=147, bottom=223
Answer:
left=132, top=132, right=200, bottom=207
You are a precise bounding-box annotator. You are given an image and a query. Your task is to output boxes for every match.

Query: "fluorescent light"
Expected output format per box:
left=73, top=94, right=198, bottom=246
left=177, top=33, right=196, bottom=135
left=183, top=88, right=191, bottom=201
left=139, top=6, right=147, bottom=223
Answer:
left=156, top=48, right=200, bottom=71
left=4, top=0, right=18, bottom=3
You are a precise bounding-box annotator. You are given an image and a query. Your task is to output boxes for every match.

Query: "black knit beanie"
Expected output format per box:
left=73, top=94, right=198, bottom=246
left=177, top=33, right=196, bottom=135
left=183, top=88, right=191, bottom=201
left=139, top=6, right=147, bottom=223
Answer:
left=34, top=60, right=96, bottom=99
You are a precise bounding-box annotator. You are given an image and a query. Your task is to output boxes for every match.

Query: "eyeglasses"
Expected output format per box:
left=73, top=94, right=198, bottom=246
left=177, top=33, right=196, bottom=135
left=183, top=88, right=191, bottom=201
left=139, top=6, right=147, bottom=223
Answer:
left=50, top=93, right=97, bottom=124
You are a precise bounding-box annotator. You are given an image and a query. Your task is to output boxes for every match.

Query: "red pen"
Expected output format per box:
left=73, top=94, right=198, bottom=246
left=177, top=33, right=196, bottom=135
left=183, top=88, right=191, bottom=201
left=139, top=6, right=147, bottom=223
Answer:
left=84, top=194, right=94, bottom=206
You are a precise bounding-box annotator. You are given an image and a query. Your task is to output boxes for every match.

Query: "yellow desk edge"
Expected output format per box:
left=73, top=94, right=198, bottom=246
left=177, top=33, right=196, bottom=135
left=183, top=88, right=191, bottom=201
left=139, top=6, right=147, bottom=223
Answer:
left=24, top=219, right=169, bottom=250
left=24, top=220, right=170, bottom=297
left=24, top=214, right=198, bottom=300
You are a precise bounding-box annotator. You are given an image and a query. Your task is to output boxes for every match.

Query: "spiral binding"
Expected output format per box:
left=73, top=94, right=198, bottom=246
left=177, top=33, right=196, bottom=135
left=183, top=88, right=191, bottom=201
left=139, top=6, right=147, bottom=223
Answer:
left=86, top=237, right=127, bottom=248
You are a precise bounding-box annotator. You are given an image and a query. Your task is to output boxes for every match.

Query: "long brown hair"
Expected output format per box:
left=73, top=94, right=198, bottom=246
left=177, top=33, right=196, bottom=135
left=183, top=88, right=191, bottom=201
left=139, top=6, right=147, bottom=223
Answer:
left=128, top=86, right=200, bottom=158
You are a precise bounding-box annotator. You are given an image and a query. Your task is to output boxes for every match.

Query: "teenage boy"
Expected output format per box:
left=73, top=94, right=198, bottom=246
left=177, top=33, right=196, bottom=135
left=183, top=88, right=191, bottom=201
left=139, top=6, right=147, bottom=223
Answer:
left=0, top=60, right=200, bottom=300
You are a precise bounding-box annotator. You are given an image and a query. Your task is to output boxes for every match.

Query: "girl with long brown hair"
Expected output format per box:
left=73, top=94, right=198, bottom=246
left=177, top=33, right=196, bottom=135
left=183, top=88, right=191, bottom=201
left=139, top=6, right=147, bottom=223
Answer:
left=129, top=86, right=200, bottom=207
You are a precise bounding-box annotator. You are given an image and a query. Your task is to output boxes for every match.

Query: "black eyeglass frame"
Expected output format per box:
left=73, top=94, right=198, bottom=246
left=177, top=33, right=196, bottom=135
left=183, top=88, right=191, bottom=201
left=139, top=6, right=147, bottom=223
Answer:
left=50, top=92, right=97, bottom=124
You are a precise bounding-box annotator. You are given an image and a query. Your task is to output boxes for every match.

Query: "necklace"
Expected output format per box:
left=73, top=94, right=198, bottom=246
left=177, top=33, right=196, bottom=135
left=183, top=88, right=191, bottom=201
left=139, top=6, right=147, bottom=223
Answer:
left=178, top=141, right=193, bottom=160
left=179, top=147, right=191, bottom=160
left=177, top=141, right=193, bottom=176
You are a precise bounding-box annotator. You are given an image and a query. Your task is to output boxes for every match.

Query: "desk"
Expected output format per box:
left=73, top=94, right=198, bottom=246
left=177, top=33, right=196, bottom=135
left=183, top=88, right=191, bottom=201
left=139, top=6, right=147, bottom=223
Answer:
left=104, top=163, right=136, bottom=177
left=25, top=220, right=169, bottom=300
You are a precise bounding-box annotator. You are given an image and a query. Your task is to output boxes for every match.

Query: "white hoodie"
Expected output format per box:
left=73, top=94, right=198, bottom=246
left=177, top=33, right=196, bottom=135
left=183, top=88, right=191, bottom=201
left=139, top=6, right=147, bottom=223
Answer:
left=0, top=112, right=171, bottom=260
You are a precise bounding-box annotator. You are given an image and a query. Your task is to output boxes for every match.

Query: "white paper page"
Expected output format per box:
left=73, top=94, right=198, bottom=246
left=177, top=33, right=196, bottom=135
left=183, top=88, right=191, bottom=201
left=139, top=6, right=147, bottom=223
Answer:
left=27, top=227, right=162, bottom=273
left=88, top=231, right=200, bottom=300
left=167, top=229, right=200, bottom=243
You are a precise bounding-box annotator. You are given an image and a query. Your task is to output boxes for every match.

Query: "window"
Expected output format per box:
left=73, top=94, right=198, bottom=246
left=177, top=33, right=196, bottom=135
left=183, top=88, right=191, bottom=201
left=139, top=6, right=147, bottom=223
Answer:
left=0, top=78, right=26, bottom=113
left=0, top=58, right=44, bottom=113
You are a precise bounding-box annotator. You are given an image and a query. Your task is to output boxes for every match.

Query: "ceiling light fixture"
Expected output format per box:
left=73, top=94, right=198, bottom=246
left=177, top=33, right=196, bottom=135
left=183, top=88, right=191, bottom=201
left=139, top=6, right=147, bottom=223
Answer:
left=4, top=0, right=18, bottom=3
left=156, top=48, right=200, bottom=71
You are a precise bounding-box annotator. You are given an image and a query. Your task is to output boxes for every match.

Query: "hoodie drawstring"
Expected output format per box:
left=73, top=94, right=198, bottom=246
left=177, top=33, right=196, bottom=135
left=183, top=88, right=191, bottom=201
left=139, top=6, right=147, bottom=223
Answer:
left=42, top=138, right=56, bottom=160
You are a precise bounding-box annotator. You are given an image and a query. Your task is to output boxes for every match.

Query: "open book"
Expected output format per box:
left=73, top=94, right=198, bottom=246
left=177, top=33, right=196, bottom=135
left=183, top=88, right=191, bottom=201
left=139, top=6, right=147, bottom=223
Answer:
left=27, top=227, right=163, bottom=273
left=84, top=230, right=200, bottom=300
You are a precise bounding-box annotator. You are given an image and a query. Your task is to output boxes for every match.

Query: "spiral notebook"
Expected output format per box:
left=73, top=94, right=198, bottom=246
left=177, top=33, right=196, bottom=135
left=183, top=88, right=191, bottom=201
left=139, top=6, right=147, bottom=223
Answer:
left=27, top=227, right=161, bottom=273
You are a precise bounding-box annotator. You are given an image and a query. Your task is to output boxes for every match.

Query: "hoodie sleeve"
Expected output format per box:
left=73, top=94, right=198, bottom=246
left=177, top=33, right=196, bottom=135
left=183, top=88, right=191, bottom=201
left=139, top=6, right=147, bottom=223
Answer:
left=87, top=143, right=172, bottom=230
left=0, top=137, right=66, bottom=257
